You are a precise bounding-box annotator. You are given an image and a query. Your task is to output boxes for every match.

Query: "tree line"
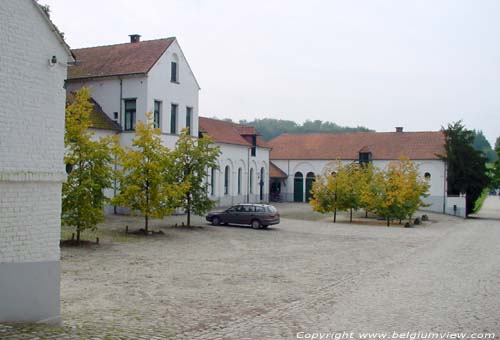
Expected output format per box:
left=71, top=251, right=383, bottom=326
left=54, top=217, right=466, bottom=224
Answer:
left=237, top=118, right=373, bottom=141
left=310, top=160, right=430, bottom=226
left=62, top=88, right=220, bottom=242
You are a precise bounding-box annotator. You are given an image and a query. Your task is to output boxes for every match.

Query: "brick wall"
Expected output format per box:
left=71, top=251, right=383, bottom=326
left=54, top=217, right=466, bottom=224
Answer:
left=0, top=0, right=69, bottom=264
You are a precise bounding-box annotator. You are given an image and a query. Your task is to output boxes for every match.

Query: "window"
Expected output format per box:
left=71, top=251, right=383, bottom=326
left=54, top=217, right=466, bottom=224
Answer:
left=359, top=152, right=372, bottom=165
left=186, top=107, right=192, bottom=134
left=124, top=99, right=136, bottom=131
left=170, top=104, right=178, bottom=134
left=249, top=168, right=254, bottom=193
left=113, top=112, right=118, bottom=120
left=210, top=168, right=216, bottom=195
left=171, top=61, right=178, bottom=82
left=255, top=206, right=265, bottom=212
left=425, top=172, right=431, bottom=180
left=224, top=166, right=230, bottom=195
left=154, top=101, right=161, bottom=129
left=251, top=135, right=257, bottom=156
left=237, top=168, right=242, bottom=195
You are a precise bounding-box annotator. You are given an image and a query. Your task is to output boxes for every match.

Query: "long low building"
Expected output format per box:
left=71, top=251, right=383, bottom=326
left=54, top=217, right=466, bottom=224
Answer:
left=268, top=127, right=453, bottom=214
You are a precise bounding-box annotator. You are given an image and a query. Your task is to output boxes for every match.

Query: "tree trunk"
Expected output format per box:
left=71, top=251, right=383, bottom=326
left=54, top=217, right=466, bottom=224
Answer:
left=334, top=208, right=337, bottom=223
left=365, top=210, right=368, bottom=218
left=76, top=227, right=81, bottom=244
left=387, top=217, right=390, bottom=227
left=186, top=193, right=191, bottom=227
left=350, top=208, right=353, bottom=223
left=145, top=214, right=149, bottom=234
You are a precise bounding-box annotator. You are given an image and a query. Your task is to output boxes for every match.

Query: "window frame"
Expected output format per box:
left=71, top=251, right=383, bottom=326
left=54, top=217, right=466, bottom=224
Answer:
left=171, top=61, right=178, bottom=83
left=123, top=98, right=137, bottom=131
left=153, top=100, right=162, bottom=129
left=170, top=103, right=178, bottom=134
left=186, top=106, right=193, bottom=134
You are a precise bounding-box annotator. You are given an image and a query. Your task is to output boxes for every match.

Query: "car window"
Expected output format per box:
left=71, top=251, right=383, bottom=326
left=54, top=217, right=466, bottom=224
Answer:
left=235, top=205, right=244, bottom=212
left=255, top=206, right=265, bottom=212
left=243, top=205, right=254, bottom=212
left=267, top=206, right=277, bottom=213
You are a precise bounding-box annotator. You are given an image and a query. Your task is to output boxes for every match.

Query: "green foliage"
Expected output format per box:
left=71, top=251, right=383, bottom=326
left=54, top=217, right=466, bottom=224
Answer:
left=442, top=121, right=490, bottom=215
left=112, top=112, right=188, bottom=232
left=311, top=159, right=429, bottom=226
left=472, top=130, right=497, bottom=162
left=473, top=189, right=489, bottom=213
left=237, top=118, right=373, bottom=141
left=62, top=87, right=115, bottom=242
left=171, top=129, right=221, bottom=226
left=492, top=137, right=500, bottom=189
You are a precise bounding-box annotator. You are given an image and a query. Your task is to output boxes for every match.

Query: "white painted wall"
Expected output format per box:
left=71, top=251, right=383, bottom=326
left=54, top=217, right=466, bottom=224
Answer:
left=271, top=159, right=446, bottom=213
left=0, top=0, right=70, bottom=322
left=209, top=144, right=270, bottom=207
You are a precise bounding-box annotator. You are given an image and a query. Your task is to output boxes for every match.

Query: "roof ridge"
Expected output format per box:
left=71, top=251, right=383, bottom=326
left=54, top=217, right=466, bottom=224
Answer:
left=71, top=37, right=176, bottom=51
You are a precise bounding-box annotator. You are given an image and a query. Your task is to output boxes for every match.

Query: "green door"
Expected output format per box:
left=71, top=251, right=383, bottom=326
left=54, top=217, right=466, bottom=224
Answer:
left=305, top=172, right=315, bottom=202
left=294, top=172, right=303, bottom=202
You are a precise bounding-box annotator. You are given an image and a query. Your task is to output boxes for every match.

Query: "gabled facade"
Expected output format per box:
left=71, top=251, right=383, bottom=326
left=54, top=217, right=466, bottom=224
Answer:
left=269, top=128, right=452, bottom=214
left=66, top=35, right=200, bottom=149
left=0, top=0, right=73, bottom=323
left=199, top=117, right=271, bottom=206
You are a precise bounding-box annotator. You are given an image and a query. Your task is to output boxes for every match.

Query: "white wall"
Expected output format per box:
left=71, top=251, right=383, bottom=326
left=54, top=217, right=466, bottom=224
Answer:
left=0, top=0, right=70, bottom=322
left=147, top=39, right=199, bottom=147
left=272, top=159, right=446, bottom=213
left=209, top=144, right=270, bottom=207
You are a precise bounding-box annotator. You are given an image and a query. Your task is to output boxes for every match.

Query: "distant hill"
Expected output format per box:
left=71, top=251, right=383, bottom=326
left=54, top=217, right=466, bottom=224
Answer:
left=237, top=118, right=373, bottom=141
left=473, top=130, right=498, bottom=163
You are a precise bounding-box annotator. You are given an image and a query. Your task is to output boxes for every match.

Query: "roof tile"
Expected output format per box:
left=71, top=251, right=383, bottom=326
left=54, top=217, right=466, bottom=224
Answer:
left=269, top=132, right=445, bottom=160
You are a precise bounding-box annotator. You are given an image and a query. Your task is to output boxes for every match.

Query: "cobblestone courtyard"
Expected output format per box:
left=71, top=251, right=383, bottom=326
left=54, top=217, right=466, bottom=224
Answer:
left=2, top=198, right=500, bottom=339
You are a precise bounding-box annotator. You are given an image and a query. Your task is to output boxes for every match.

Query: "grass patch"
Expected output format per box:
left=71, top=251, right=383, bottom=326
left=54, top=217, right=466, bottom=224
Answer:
left=473, top=188, right=489, bottom=213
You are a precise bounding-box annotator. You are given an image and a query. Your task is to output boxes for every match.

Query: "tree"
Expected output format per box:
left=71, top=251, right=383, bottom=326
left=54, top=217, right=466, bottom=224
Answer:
left=62, top=87, right=115, bottom=243
left=492, top=137, right=500, bottom=189
left=472, top=130, right=497, bottom=163
left=310, top=161, right=365, bottom=223
left=441, top=121, right=490, bottom=215
left=360, top=159, right=429, bottom=226
left=112, top=112, right=188, bottom=233
left=171, top=129, right=221, bottom=227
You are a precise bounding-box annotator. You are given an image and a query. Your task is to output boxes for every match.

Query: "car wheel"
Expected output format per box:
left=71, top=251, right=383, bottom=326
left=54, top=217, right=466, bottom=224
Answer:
left=212, top=216, right=221, bottom=226
left=251, top=219, right=261, bottom=229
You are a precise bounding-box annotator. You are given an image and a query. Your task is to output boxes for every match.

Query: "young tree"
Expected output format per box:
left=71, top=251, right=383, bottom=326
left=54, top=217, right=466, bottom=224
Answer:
left=441, top=121, right=490, bottom=215
left=310, top=161, right=365, bottom=223
left=62, top=87, right=115, bottom=243
left=171, top=129, right=221, bottom=227
left=112, top=112, right=188, bottom=233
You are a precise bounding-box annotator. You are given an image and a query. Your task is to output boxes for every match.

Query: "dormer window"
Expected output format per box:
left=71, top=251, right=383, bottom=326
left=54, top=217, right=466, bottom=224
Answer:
left=251, top=135, right=257, bottom=156
left=359, top=151, right=372, bottom=165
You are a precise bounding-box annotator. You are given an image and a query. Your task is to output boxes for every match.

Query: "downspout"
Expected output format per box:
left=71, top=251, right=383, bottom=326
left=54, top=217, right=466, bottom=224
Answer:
left=443, top=162, right=447, bottom=214
left=113, top=78, right=123, bottom=215
left=247, top=147, right=250, bottom=203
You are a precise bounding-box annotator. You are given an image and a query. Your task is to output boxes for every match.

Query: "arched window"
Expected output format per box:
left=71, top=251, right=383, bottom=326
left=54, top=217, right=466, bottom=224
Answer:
left=238, top=168, right=242, bottom=195
left=224, top=166, right=230, bottom=195
left=424, top=172, right=431, bottom=180
left=210, top=168, right=216, bottom=195
left=250, top=168, right=254, bottom=193
left=171, top=53, right=179, bottom=83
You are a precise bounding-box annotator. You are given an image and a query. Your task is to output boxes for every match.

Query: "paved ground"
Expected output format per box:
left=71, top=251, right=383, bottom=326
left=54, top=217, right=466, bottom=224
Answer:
left=1, top=199, right=500, bottom=339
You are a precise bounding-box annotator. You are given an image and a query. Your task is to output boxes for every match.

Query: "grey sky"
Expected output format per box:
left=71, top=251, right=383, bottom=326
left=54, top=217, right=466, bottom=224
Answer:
left=44, top=0, right=500, bottom=144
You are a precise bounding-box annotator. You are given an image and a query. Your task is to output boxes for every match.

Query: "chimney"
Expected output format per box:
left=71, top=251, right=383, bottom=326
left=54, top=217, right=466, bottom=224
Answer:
left=395, top=127, right=403, bottom=133
left=129, top=34, right=141, bottom=43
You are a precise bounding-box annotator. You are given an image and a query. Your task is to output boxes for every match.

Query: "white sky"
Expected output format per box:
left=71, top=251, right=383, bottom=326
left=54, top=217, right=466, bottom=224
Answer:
left=44, top=0, right=500, bottom=144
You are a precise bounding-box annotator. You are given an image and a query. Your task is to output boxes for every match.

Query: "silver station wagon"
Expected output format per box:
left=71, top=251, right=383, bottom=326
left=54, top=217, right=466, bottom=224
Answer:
left=206, top=204, right=280, bottom=229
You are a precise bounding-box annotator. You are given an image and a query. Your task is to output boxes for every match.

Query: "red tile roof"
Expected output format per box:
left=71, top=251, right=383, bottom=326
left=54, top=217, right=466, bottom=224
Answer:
left=66, top=93, right=121, bottom=131
left=199, top=117, right=270, bottom=148
left=269, top=131, right=445, bottom=160
left=270, top=162, right=288, bottom=178
left=68, top=38, right=176, bottom=80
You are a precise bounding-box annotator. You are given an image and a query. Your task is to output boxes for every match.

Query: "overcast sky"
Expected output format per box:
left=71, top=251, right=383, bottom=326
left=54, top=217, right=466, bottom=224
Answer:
left=44, top=0, right=500, bottom=145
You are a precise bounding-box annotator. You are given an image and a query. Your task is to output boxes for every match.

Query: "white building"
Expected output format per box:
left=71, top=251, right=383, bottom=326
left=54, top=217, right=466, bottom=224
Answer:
left=199, top=117, right=271, bottom=207
left=66, top=34, right=200, bottom=149
left=0, top=0, right=73, bottom=322
left=269, top=128, right=451, bottom=214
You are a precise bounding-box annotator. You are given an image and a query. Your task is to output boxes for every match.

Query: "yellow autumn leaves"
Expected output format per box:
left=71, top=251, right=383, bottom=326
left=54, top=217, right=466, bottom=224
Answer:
left=310, top=160, right=430, bottom=226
